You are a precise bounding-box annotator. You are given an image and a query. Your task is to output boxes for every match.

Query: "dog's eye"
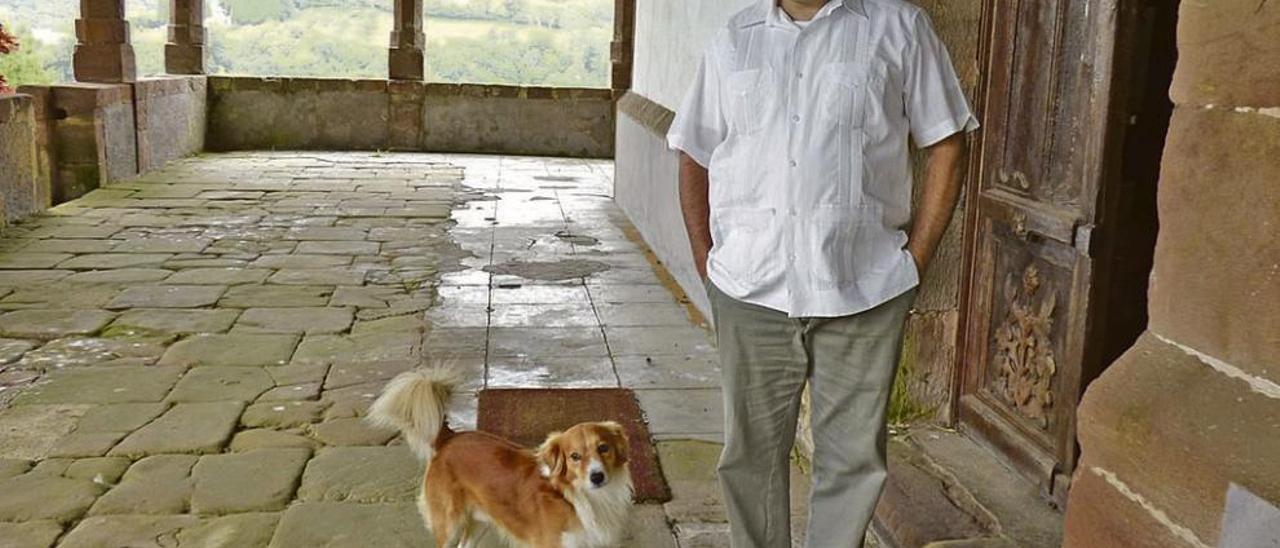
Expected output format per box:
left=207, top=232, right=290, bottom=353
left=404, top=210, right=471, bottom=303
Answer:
left=598, top=444, right=609, bottom=454
left=570, top=452, right=581, bottom=461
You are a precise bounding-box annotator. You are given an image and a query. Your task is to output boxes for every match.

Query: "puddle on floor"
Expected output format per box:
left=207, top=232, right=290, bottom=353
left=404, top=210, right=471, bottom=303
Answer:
left=482, top=259, right=611, bottom=281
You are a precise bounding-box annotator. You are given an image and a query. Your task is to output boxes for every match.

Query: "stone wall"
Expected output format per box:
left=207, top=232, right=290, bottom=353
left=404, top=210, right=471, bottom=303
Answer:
left=38, top=83, right=138, bottom=203
left=11, top=76, right=207, bottom=210
left=206, top=77, right=616, bottom=158
left=1063, top=1, right=1280, bottom=546
left=135, top=76, right=208, bottom=172
left=0, top=95, right=48, bottom=226
left=614, top=0, right=984, bottom=424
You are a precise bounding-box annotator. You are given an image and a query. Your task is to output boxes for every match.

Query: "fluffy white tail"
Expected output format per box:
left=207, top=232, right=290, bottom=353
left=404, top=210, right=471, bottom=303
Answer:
left=366, top=367, right=458, bottom=461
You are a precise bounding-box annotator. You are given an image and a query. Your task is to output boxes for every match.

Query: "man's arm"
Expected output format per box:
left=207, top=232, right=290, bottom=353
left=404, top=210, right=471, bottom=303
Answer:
left=678, top=152, right=714, bottom=280
left=906, top=133, right=966, bottom=274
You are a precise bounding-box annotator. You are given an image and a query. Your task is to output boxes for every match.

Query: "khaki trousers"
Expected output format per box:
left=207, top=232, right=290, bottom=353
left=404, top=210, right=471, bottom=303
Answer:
left=705, top=279, right=915, bottom=548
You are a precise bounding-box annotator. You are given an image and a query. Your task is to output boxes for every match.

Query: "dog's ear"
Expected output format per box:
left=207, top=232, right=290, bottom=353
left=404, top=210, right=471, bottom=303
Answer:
left=604, top=421, right=629, bottom=465
left=537, top=432, right=567, bottom=482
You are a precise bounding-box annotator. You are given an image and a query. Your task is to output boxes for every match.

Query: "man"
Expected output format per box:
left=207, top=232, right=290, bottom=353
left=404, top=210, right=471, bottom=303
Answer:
left=666, top=0, right=977, bottom=545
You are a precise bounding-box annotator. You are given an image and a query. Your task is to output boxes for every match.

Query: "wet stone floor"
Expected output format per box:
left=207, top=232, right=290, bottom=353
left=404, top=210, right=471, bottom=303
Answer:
left=0, top=152, right=744, bottom=547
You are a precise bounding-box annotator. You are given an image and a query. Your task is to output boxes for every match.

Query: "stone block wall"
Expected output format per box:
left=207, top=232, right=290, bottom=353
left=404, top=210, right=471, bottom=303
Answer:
left=0, top=95, right=48, bottom=226
left=421, top=85, right=615, bottom=158
left=206, top=77, right=616, bottom=158
left=46, top=83, right=138, bottom=203
left=614, top=0, right=984, bottom=425
left=8, top=76, right=208, bottom=213
left=1063, top=1, right=1280, bottom=545
left=135, top=76, right=208, bottom=172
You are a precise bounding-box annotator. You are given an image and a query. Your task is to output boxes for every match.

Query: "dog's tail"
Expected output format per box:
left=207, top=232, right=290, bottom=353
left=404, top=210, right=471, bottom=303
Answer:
left=367, top=367, right=458, bottom=462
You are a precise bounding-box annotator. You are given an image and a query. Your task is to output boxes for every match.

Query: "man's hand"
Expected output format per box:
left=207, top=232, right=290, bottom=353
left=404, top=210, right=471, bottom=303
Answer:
left=677, top=152, right=714, bottom=281
left=906, top=133, right=967, bottom=276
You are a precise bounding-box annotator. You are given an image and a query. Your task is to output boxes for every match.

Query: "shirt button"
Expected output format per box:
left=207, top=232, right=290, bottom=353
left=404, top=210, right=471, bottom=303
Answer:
left=791, top=115, right=801, bottom=123
left=789, top=160, right=798, bottom=167
left=797, top=71, right=804, bottom=79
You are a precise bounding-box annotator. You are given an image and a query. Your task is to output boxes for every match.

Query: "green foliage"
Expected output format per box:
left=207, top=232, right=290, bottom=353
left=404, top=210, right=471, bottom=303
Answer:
left=225, top=0, right=293, bottom=25
left=887, top=325, right=936, bottom=426
left=0, top=0, right=615, bottom=87
left=0, top=23, right=59, bottom=90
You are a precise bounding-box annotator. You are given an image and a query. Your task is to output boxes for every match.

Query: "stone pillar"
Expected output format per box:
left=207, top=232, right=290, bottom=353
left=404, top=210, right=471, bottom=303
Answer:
left=165, top=0, right=206, bottom=74
left=73, top=0, right=137, bottom=83
left=389, top=0, right=425, bottom=81
left=1063, top=1, right=1280, bottom=546
left=610, top=0, right=636, bottom=91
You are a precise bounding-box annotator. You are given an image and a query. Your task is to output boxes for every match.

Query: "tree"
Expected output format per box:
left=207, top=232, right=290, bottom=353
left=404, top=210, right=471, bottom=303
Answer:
left=0, top=23, right=57, bottom=93
left=0, top=23, right=17, bottom=93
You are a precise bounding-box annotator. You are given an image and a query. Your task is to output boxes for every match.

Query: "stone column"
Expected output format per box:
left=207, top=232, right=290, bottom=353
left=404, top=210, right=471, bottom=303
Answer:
left=73, top=0, right=137, bottom=83
left=1063, top=1, right=1280, bottom=546
left=165, top=0, right=206, bottom=74
left=389, top=0, right=425, bottom=81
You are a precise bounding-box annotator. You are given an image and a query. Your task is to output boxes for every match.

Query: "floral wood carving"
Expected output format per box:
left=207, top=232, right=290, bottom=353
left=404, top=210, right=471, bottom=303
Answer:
left=993, top=264, right=1057, bottom=428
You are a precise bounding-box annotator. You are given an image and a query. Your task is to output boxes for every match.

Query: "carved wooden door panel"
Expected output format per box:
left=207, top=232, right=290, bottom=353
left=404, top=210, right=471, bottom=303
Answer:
left=958, top=0, right=1137, bottom=505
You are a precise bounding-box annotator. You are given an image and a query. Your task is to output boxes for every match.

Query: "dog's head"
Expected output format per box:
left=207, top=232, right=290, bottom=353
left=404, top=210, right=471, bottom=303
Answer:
left=537, top=421, right=630, bottom=491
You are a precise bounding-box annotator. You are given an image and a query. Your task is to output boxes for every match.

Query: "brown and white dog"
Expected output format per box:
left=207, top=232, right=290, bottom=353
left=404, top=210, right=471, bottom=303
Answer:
left=367, top=368, right=633, bottom=547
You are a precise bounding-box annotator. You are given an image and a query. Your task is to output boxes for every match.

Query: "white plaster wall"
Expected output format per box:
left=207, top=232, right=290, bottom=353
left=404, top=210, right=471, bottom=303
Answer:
left=616, top=0, right=754, bottom=321
left=632, top=0, right=755, bottom=110
left=614, top=113, right=712, bottom=319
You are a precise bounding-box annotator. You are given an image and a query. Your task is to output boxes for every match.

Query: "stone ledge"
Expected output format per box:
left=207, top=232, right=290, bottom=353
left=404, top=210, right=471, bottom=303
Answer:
left=0, top=94, right=34, bottom=125
left=1068, top=331, right=1280, bottom=545
left=134, top=76, right=207, bottom=100
left=206, top=75, right=615, bottom=101
left=617, top=91, right=675, bottom=137
left=49, top=83, right=134, bottom=114
left=873, top=430, right=1063, bottom=548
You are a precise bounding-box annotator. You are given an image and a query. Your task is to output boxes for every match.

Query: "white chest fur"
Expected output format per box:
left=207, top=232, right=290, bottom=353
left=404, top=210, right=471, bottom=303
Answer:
left=561, top=472, right=633, bottom=548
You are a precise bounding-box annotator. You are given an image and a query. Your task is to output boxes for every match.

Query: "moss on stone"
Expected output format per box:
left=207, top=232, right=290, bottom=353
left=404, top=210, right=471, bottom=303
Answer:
left=889, top=325, right=936, bottom=426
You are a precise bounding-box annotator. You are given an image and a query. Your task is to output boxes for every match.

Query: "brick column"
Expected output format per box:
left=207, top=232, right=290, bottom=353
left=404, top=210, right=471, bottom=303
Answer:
left=73, top=0, right=137, bottom=83
left=389, top=0, right=425, bottom=81
left=165, top=0, right=206, bottom=74
left=610, top=0, right=636, bottom=91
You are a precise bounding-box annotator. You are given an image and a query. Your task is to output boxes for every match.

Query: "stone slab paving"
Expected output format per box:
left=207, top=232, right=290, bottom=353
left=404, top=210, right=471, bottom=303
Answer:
left=0, top=153, right=749, bottom=546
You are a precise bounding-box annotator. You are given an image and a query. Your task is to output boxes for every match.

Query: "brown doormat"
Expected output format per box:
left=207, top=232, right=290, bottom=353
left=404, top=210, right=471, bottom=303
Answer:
left=477, top=388, right=672, bottom=503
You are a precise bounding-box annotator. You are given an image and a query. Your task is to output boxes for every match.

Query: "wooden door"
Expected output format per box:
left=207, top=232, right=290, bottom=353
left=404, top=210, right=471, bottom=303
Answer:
left=956, top=0, right=1162, bottom=507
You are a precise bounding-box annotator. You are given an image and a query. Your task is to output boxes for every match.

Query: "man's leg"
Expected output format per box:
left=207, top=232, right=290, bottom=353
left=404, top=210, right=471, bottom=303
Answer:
left=803, top=289, right=916, bottom=547
left=706, top=280, right=809, bottom=548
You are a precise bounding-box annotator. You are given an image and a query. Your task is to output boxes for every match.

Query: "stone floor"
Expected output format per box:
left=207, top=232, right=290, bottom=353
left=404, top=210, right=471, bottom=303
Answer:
left=0, top=152, right=747, bottom=547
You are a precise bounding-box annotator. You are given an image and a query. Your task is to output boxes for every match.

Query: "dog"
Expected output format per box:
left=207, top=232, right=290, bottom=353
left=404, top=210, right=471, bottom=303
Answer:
left=367, top=368, right=633, bottom=547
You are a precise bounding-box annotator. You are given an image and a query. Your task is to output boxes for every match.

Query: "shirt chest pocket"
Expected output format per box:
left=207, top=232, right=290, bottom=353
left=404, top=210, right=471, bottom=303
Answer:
left=817, top=61, right=886, bottom=128
left=726, top=68, right=772, bottom=136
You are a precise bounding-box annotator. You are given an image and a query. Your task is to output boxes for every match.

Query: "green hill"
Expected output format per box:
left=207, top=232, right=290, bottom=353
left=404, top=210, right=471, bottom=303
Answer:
left=0, top=0, right=613, bottom=87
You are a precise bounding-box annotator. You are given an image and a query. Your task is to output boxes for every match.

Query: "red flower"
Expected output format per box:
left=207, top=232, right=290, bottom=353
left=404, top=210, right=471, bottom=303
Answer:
left=0, top=24, right=18, bottom=55
left=0, top=24, right=16, bottom=93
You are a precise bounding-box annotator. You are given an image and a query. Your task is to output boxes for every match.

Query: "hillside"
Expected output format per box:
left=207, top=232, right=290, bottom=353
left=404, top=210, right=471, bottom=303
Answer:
left=0, top=0, right=613, bottom=87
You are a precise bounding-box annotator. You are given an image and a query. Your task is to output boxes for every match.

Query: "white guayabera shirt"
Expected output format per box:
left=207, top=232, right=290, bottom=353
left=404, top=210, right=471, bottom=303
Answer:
left=668, top=0, right=978, bottom=318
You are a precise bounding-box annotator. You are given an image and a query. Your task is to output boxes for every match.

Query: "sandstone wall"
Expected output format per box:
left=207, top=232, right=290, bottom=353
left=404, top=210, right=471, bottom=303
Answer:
left=0, top=95, right=47, bottom=226
left=206, top=77, right=615, bottom=158
left=135, top=76, right=208, bottom=172
left=43, top=83, right=138, bottom=203
left=12, top=76, right=207, bottom=210
left=1064, top=1, right=1280, bottom=545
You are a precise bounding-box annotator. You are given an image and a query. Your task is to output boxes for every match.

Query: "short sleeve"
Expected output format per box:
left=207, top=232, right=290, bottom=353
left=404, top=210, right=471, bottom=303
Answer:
left=666, top=49, right=728, bottom=168
left=904, top=10, right=979, bottom=148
